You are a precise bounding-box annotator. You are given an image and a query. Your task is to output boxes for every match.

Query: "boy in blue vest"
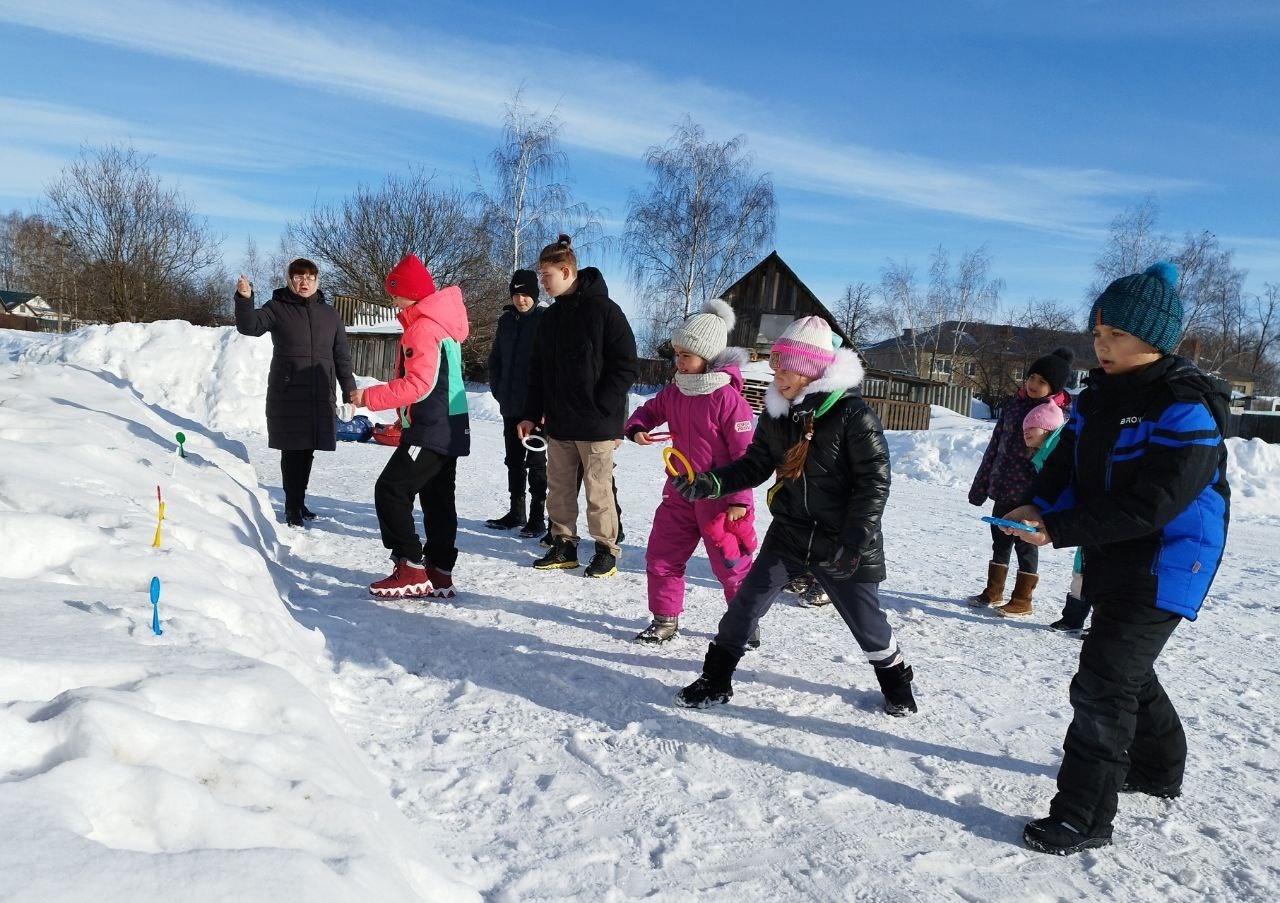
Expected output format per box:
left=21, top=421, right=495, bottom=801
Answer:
left=351, top=254, right=471, bottom=599
left=1002, top=262, right=1230, bottom=855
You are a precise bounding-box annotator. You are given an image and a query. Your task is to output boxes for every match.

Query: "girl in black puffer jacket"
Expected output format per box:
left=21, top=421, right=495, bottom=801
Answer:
left=670, top=316, right=916, bottom=717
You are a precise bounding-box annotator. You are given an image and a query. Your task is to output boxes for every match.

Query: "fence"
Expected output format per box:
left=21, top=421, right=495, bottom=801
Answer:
left=1228, top=412, right=1280, bottom=444
left=742, top=376, right=936, bottom=430
left=348, top=334, right=400, bottom=382
left=333, top=294, right=396, bottom=327
left=0, top=313, right=43, bottom=332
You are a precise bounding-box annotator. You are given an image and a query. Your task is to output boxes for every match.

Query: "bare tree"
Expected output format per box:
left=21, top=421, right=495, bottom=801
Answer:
left=238, top=235, right=275, bottom=298
left=0, top=210, right=21, bottom=288
left=289, top=169, right=492, bottom=300
left=474, top=91, right=605, bottom=279
left=45, top=143, right=223, bottom=324
left=287, top=168, right=503, bottom=370
left=874, top=246, right=1002, bottom=382
left=875, top=258, right=929, bottom=376
left=829, top=281, right=884, bottom=349
left=926, top=245, right=1003, bottom=381
left=1089, top=197, right=1170, bottom=299
left=623, top=118, right=776, bottom=354
left=1013, top=298, right=1082, bottom=334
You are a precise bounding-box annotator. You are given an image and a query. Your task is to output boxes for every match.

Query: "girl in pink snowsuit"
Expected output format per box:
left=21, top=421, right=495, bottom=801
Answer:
left=625, top=300, right=756, bottom=644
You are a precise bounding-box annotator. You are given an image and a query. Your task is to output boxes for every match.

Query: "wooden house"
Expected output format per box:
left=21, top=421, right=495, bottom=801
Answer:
left=720, top=252, right=956, bottom=428
left=0, top=290, right=59, bottom=332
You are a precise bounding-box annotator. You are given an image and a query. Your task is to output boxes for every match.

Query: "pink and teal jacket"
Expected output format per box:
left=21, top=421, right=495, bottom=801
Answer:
left=361, top=285, right=470, bottom=457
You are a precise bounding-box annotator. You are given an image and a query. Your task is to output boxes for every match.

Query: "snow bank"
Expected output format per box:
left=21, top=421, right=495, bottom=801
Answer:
left=0, top=358, right=477, bottom=902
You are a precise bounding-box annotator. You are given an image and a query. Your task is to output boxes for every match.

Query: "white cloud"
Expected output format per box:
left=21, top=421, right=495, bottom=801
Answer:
left=0, top=0, right=1192, bottom=237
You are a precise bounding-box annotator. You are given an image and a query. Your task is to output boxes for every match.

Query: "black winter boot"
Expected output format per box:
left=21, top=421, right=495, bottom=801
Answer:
left=485, top=496, right=526, bottom=530
left=583, top=542, right=618, bottom=578
left=1120, top=774, right=1182, bottom=799
left=1050, top=594, right=1091, bottom=634
left=519, top=495, right=546, bottom=538
left=676, top=642, right=743, bottom=708
left=533, top=536, right=579, bottom=570
left=874, top=662, right=918, bottom=716
left=1022, top=817, right=1112, bottom=855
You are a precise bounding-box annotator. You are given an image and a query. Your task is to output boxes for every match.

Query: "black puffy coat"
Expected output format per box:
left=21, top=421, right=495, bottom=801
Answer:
left=235, top=287, right=357, bottom=451
left=709, top=349, right=891, bottom=581
left=521, top=267, right=639, bottom=441
left=488, top=303, right=545, bottom=418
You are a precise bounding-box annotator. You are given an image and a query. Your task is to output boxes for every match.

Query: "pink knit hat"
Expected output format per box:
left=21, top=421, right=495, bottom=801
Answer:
left=769, top=316, right=837, bottom=378
left=1023, top=402, right=1066, bottom=433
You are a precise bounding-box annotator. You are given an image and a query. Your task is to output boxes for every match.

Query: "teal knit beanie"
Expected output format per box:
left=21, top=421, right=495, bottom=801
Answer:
left=1089, top=261, right=1182, bottom=354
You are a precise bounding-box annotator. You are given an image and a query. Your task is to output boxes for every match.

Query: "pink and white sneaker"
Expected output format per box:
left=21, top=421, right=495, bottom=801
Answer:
left=369, top=558, right=432, bottom=598
left=424, top=565, right=455, bottom=599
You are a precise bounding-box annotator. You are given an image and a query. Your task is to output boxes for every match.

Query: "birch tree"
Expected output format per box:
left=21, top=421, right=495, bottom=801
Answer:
left=623, top=118, right=775, bottom=354
left=474, top=92, right=603, bottom=277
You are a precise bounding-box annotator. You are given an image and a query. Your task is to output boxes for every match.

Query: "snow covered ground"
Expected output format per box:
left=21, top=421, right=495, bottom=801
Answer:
left=2, top=322, right=1278, bottom=902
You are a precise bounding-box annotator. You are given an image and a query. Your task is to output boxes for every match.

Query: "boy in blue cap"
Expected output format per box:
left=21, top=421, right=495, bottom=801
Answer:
left=1002, top=262, right=1230, bottom=855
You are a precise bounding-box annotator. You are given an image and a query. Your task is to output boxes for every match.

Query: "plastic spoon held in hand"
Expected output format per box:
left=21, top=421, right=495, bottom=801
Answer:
left=149, top=576, right=163, bottom=636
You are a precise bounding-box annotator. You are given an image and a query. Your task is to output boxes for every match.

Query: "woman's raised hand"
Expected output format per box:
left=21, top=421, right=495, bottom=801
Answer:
left=235, top=274, right=252, bottom=298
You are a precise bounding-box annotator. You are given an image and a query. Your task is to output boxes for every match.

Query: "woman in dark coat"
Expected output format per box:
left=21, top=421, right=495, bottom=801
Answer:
left=235, top=258, right=356, bottom=526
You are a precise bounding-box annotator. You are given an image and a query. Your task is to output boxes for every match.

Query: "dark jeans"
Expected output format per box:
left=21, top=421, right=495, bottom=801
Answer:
left=991, top=500, right=1038, bottom=573
left=374, top=445, right=460, bottom=571
left=502, top=416, right=547, bottom=501
left=716, top=543, right=898, bottom=663
left=1049, top=592, right=1185, bottom=834
left=280, top=449, right=315, bottom=512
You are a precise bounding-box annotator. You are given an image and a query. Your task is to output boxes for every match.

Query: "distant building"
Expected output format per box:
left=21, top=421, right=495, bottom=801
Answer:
left=0, top=290, right=61, bottom=332
left=718, top=252, right=969, bottom=428
left=720, top=251, right=851, bottom=353
left=860, top=321, right=1259, bottom=407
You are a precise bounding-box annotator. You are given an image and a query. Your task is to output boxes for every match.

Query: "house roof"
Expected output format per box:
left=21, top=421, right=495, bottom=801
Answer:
left=0, top=290, right=41, bottom=312
left=721, top=250, right=853, bottom=348
left=860, top=320, right=1096, bottom=365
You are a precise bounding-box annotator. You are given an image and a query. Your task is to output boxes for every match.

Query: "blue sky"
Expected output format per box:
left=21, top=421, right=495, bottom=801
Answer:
left=2, top=0, right=1278, bottom=320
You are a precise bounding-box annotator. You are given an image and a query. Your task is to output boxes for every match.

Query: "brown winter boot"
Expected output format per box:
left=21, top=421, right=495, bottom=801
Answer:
left=998, top=572, right=1038, bottom=617
left=968, top=562, right=1008, bottom=608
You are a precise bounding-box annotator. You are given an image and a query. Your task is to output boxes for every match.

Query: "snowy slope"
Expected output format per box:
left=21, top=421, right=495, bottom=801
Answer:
left=3, top=322, right=1279, bottom=902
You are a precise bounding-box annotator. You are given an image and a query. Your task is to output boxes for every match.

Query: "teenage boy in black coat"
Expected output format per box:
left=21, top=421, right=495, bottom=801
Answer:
left=518, top=235, right=638, bottom=579
left=486, top=269, right=548, bottom=536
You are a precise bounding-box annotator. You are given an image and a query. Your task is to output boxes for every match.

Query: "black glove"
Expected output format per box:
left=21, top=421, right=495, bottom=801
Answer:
left=817, top=546, right=860, bottom=581
left=669, top=471, right=721, bottom=502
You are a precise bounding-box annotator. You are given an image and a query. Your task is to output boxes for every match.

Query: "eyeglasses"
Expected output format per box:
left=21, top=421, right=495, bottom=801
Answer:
left=290, top=273, right=318, bottom=282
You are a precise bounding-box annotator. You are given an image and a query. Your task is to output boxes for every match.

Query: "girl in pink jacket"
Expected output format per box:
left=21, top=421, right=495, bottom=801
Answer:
left=625, top=300, right=756, bottom=644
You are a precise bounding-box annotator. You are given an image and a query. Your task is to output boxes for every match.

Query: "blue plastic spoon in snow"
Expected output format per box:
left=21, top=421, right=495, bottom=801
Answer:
left=149, top=576, right=163, bottom=636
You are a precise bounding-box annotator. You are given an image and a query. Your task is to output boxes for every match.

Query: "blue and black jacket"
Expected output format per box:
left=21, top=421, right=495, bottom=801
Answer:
left=1029, top=355, right=1230, bottom=620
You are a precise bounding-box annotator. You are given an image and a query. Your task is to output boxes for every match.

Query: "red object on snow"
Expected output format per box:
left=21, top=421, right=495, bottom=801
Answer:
left=372, top=423, right=402, bottom=447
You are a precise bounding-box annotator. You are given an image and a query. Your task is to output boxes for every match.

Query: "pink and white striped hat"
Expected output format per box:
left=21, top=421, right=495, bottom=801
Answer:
left=769, top=316, right=837, bottom=378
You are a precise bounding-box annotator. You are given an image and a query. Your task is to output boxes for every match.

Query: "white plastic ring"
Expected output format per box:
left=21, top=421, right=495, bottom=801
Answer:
left=521, top=435, right=548, bottom=452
